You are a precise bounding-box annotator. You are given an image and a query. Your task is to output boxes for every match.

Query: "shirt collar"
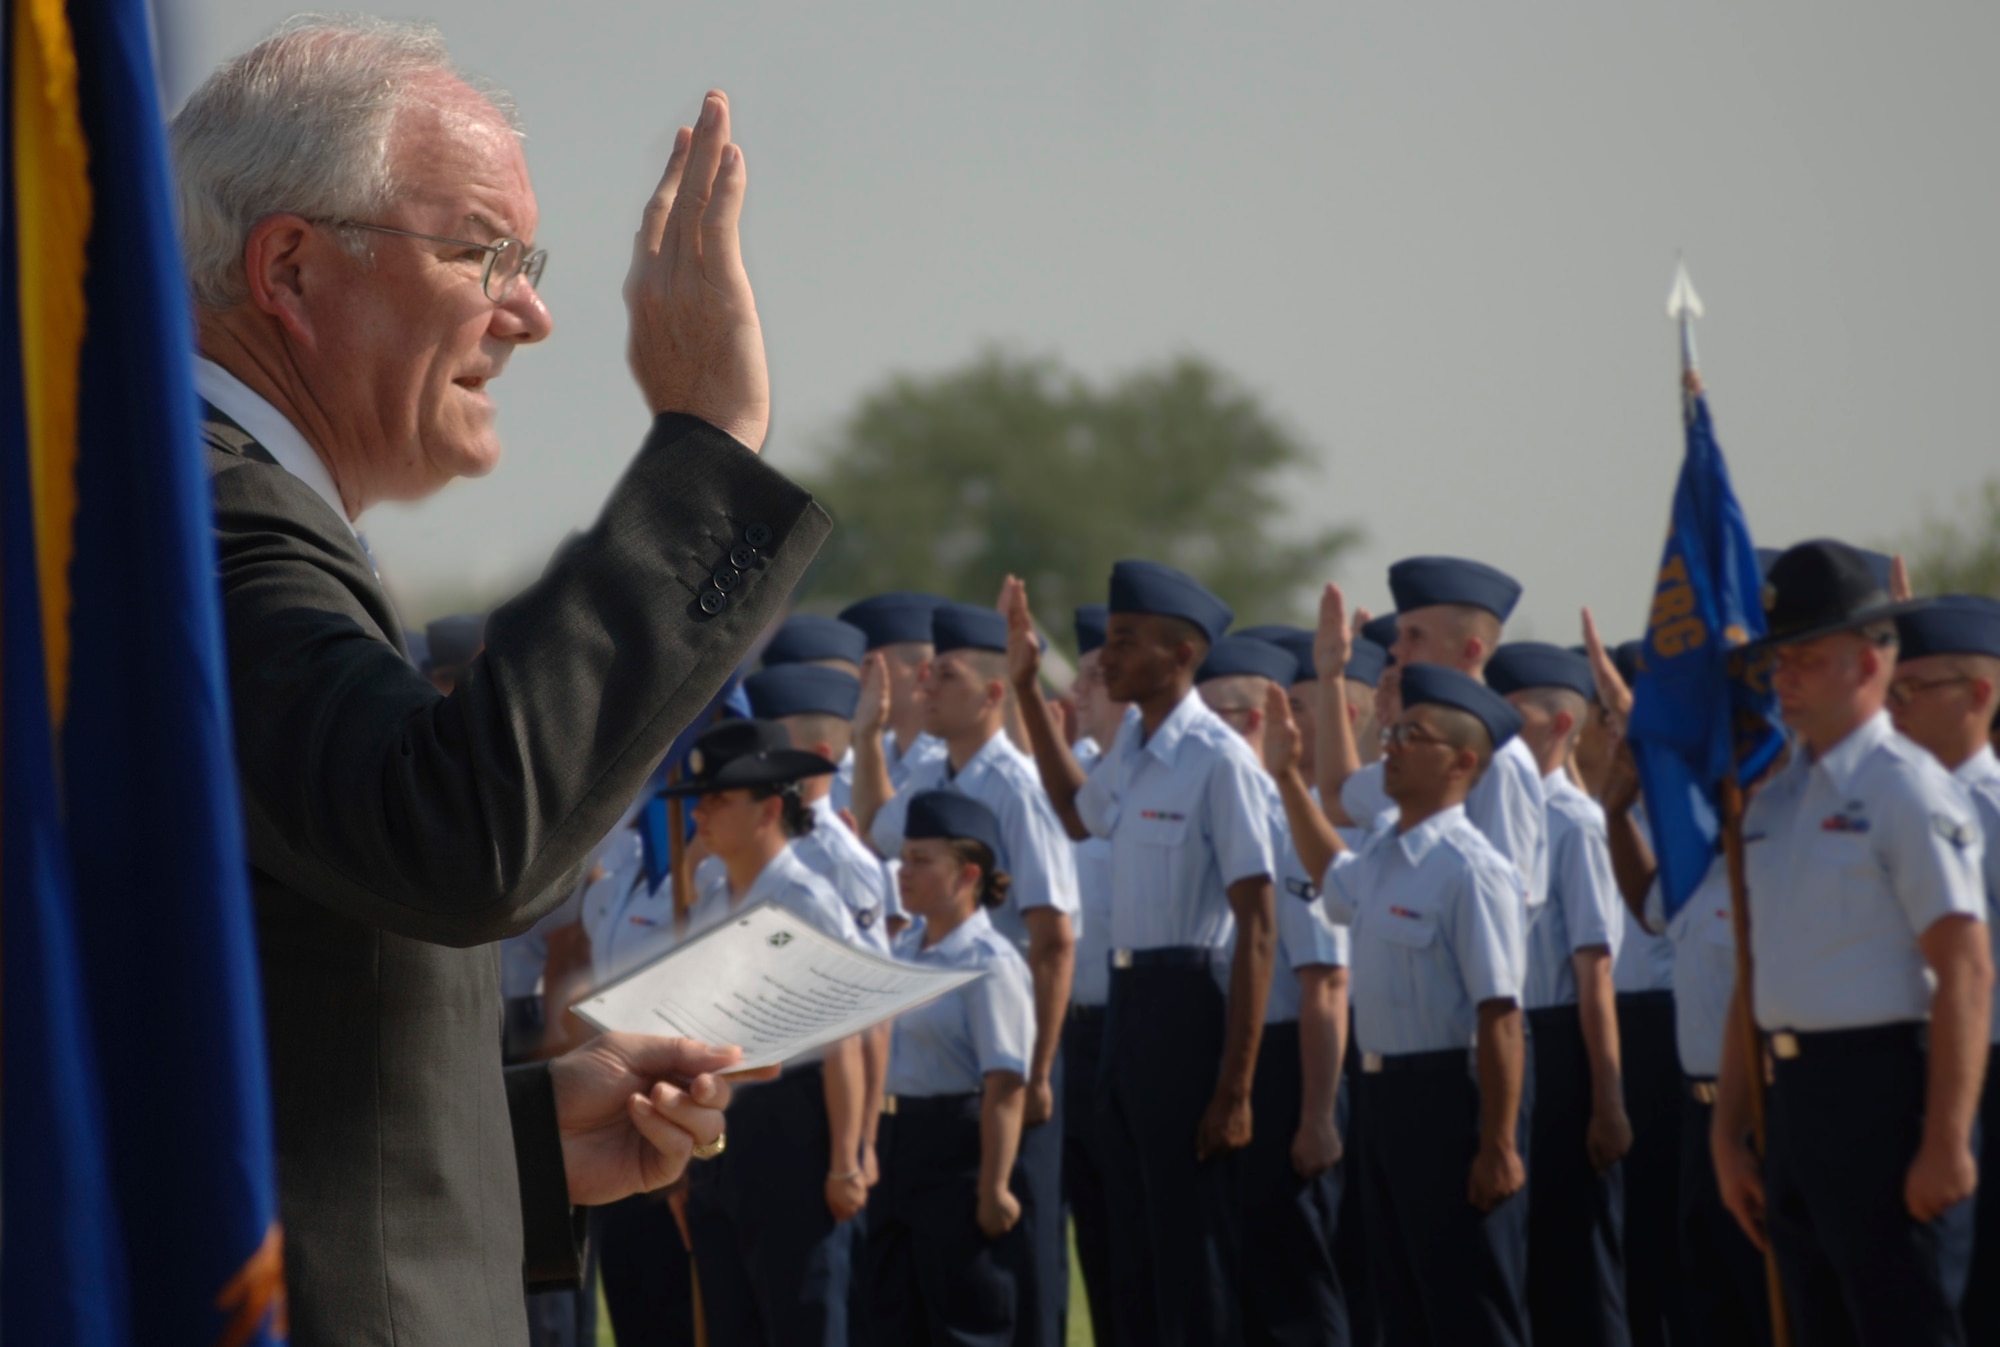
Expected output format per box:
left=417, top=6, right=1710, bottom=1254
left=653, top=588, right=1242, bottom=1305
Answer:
left=809, top=795, right=839, bottom=825
left=742, top=844, right=810, bottom=907
left=1811, top=710, right=1893, bottom=796
left=1396, top=803, right=1468, bottom=866
left=193, top=356, right=355, bottom=535
left=951, top=730, right=1013, bottom=786
left=1138, top=688, right=1206, bottom=765
left=914, top=907, right=993, bottom=960
left=1956, top=744, right=2000, bottom=788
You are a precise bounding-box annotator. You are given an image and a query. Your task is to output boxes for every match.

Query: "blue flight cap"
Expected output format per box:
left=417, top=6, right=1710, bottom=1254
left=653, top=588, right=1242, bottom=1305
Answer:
left=1611, top=639, right=1645, bottom=690
left=838, top=592, right=948, bottom=649
left=1107, top=560, right=1233, bottom=644
left=744, top=664, right=862, bottom=720
left=425, top=613, right=485, bottom=671
left=762, top=614, right=868, bottom=668
left=1074, top=603, right=1109, bottom=655
left=904, top=789, right=1005, bottom=861
left=1387, top=556, right=1523, bottom=622
left=1236, top=625, right=1314, bottom=681
left=932, top=601, right=1009, bottom=655
left=1344, top=639, right=1389, bottom=688
left=1486, top=642, right=1595, bottom=700
left=1897, top=595, right=2000, bottom=661
left=1398, top=664, right=1523, bottom=750
left=1360, top=612, right=1401, bottom=652
left=1196, top=636, right=1298, bottom=686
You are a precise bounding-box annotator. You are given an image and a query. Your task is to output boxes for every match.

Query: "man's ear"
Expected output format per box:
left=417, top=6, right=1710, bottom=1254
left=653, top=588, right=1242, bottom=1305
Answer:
left=811, top=740, right=835, bottom=760
left=241, top=212, right=323, bottom=347
left=1552, top=708, right=1576, bottom=743
left=1244, top=706, right=1266, bottom=734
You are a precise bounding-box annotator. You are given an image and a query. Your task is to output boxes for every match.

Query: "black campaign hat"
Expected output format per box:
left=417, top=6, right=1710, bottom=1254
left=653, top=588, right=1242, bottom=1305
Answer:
left=1754, top=539, right=1921, bottom=648
left=659, top=719, right=836, bottom=795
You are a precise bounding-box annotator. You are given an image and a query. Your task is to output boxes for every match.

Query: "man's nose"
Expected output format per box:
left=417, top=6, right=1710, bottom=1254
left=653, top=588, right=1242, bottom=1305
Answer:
left=493, top=277, right=553, bottom=344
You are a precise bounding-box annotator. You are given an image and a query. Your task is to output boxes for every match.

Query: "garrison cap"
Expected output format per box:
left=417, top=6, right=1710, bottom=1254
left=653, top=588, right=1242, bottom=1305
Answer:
left=932, top=602, right=1009, bottom=655
left=904, top=790, right=1005, bottom=862
left=1074, top=604, right=1109, bottom=655
left=1107, top=560, right=1233, bottom=644
left=839, top=592, right=948, bottom=649
left=1236, top=625, right=1315, bottom=682
left=1754, top=539, right=1920, bottom=648
left=1611, top=640, right=1646, bottom=690
left=1344, top=639, right=1389, bottom=688
left=424, top=613, right=485, bottom=672
left=1485, top=642, right=1595, bottom=701
left=1896, top=596, right=2000, bottom=661
left=1197, top=636, right=1299, bottom=687
left=1398, top=664, right=1523, bottom=750
left=1387, top=557, right=1523, bottom=622
left=659, top=718, right=836, bottom=796
left=1360, top=612, right=1401, bottom=653
left=744, top=665, right=862, bottom=720
left=762, top=614, right=868, bottom=668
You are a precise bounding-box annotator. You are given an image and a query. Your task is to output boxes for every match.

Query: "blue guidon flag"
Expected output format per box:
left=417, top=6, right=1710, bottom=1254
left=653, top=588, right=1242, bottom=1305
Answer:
left=1624, top=269, right=1784, bottom=922
left=3, top=0, right=285, bottom=1342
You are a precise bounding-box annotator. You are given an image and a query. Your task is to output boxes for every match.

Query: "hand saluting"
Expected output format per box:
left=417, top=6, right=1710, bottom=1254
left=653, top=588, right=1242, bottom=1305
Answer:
left=624, top=91, right=770, bottom=452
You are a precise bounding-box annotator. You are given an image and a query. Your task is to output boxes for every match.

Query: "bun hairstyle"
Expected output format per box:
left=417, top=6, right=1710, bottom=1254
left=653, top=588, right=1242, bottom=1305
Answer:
left=948, top=839, right=1012, bottom=910
left=752, top=781, right=815, bottom=839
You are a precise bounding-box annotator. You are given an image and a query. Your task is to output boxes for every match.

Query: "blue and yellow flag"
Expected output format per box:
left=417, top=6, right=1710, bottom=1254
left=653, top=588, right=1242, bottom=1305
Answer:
left=2, top=0, right=284, bottom=1342
left=1626, top=380, right=1784, bottom=921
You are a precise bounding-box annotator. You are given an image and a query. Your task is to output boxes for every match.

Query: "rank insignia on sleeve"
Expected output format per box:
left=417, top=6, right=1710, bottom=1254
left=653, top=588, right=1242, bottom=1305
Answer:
left=1934, top=814, right=1973, bottom=849
left=856, top=908, right=877, bottom=929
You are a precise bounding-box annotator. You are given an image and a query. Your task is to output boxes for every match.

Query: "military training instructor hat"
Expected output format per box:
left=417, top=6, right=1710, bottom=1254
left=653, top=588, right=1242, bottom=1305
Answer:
left=1107, top=560, right=1233, bottom=644
left=660, top=718, right=837, bottom=795
left=1754, top=539, right=1922, bottom=648
left=1398, top=664, right=1523, bottom=751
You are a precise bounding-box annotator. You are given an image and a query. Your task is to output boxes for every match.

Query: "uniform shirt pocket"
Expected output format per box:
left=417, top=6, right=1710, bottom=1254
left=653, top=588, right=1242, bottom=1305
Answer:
left=1822, top=835, right=1883, bottom=918
left=1374, top=905, right=1440, bottom=950
left=1130, top=811, right=1191, bottom=848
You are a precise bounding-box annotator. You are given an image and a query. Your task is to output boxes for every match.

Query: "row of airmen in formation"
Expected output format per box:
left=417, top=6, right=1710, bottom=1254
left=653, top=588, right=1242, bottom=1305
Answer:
left=479, top=540, right=2000, bottom=1347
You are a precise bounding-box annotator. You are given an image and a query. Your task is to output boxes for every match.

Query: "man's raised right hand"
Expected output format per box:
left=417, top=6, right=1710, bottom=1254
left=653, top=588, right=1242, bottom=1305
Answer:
left=624, top=91, right=771, bottom=453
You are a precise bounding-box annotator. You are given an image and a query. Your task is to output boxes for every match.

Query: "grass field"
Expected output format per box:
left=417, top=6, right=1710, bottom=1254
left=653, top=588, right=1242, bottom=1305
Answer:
left=590, top=1220, right=1101, bottom=1346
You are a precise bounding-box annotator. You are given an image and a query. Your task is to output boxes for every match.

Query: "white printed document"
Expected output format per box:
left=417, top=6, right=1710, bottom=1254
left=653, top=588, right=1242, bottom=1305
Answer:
left=570, top=901, right=980, bottom=1071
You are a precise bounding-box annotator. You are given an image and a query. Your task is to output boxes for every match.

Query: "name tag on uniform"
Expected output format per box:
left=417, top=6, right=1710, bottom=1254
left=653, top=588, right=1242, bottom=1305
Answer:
left=1138, top=809, right=1188, bottom=823
left=1820, top=813, right=1871, bottom=834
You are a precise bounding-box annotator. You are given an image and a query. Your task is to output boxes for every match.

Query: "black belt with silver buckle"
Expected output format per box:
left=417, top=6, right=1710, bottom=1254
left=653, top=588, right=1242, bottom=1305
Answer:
left=1766, top=1022, right=1925, bottom=1063
left=1686, top=1077, right=1719, bottom=1105
left=1110, top=946, right=1210, bottom=971
left=1360, top=1047, right=1468, bottom=1075
left=880, top=1092, right=978, bottom=1118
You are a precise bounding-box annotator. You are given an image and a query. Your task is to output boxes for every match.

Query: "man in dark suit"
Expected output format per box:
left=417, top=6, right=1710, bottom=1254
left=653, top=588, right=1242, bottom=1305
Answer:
left=169, top=17, right=827, bottom=1346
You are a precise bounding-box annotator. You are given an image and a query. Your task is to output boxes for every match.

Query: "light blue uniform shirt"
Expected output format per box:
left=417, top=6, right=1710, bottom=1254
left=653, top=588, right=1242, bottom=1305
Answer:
left=1323, top=805, right=1526, bottom=1056
left=1954, top=746, right=2000, bottom=1042
left=886, top=730, right=949, bottom=790
left=1642, top=856, right=1735, bottom=1078
left=1342, top=732, right=1549, bottom=912
left=1076, top=689, right=1276, bottom=951
left=794, top=794, right=894, bottom=955
left=1613, top=798, right=1676, bottom=994
left=1226, top=783, right=1350, bottom=1023
left=582, top=828, right=670, bottom=987
left=1070, top=736, right=1113, bottom=1007
left=872, top=732, right=1082, bottom=949
left=1744, top=711, right=1986, bottom=1032
left=830, top=746, right=856, bottom=816
left=681, top=844, right=865, bottom=949
left=1523, top=773, right=1622, bottom=1010
left=887, top=908, right=1036, bottom=1097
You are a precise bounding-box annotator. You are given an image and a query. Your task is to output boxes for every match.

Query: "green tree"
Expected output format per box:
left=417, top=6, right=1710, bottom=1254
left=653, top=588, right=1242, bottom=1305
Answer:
left=799, top=351, right=1358, bottom=642
left=1896, top=479, right=2000, bottom=598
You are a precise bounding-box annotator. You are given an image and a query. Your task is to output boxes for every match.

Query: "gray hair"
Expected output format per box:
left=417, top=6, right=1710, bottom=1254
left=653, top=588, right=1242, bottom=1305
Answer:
left=169, top=14, right=519, bottom=309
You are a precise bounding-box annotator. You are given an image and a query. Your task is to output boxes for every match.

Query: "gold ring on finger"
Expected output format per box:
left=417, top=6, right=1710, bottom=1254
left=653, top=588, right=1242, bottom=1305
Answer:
left=692, top=1132, right=727, bottom=1161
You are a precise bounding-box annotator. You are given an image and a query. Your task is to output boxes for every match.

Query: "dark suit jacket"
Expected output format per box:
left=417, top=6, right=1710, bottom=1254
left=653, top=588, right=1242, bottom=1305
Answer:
left=205, top=405, right=830, bottom=1347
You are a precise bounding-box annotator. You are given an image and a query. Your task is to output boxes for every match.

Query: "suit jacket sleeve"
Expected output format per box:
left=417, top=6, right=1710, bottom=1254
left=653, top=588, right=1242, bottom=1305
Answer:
left=214, top=412, right=832, bottom=946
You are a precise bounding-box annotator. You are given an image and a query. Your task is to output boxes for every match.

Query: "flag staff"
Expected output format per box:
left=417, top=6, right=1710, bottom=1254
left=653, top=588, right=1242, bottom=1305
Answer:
left=1672, top=261, right=1794, bottom=1347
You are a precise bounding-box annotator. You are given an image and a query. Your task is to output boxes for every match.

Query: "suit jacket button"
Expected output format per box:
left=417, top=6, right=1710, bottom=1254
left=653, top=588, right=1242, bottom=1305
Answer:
left=729, top=544, right=757, bottom=570
left=712, top=566, right=741, bottom=593
left=743, top=523, right=773, bottom=548
left=699, top=589, right=727, bottom=615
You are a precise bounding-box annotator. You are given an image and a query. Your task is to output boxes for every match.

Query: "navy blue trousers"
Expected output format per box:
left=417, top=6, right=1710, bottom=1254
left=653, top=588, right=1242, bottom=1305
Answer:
left=1525, top=1004, right=1631, bottom=1347
left=1098, top=961, right=1244, bottom=1347
left=1356, top=1047, right=1533, bottom=1347
left=1061, top=1005, right=1116, bottom=1347
left=1334, top=1020, right=1382, bottom=1347
left=1763, top=1024, right=1972, bottom=1347
left=1617, top=989, right=1688, bottom=1347
left=1960, top=1063, right=2000, bottom=1343
left=1006, top=1041, right=1066, bottom=1347
left=594, top=1192, right=695, bottom=1347
left=862, top=1094, right=1025, bottom=1347
left=1240, top=1020, right=1349, bottom=1346
left=685, top=1063, right=855, bottom=1347
left=1676, top=1088, right=1773, bottom=1347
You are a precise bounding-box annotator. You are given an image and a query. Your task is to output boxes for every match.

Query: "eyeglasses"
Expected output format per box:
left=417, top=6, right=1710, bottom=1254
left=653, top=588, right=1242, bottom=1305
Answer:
left=325, top=220, right=547, bottom=302
left=1888, top=674, right=1974, bottom=707
left=1380, top=722, right=1453, bottom=751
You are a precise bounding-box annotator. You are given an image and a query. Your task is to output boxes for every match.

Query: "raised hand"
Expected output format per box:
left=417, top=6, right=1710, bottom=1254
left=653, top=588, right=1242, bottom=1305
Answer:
left=1263, top=682, right=1303, bottom=777
left=1581, top=607, right=1633, bottom=734
left=624, top=91, right=771, bottom=451
left=855, top=652, right=891, bottom=738
left=1313, top=583, right=1352, bottom=684
left=1000, top=576, right=1044, bottom=690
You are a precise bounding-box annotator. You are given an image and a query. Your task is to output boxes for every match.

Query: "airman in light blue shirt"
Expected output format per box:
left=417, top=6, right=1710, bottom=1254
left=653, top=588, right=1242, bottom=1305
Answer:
left=886, top=907, right=1034, bottom=1096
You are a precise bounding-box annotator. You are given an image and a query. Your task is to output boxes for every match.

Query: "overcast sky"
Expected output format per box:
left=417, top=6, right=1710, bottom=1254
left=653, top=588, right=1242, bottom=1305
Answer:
left=171, top=1, right=1999, bottom=642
